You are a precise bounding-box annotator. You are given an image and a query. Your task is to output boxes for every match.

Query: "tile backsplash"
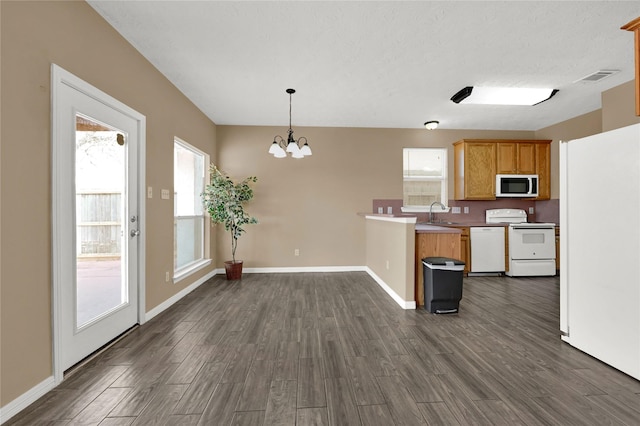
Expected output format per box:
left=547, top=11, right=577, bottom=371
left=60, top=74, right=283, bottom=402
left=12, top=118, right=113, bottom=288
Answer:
left=373, top=198, right=559, bottom=224
left=534, top=199, right=559, bottom=224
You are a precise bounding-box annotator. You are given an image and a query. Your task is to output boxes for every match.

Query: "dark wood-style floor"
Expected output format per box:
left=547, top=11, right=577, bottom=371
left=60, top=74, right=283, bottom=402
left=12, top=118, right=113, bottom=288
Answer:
left=7, top=272, right=640, bottom=425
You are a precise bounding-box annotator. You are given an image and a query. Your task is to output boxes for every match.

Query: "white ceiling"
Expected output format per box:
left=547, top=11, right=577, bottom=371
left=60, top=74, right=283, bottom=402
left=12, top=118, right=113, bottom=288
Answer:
left=87, top=1, right=639, bottom=131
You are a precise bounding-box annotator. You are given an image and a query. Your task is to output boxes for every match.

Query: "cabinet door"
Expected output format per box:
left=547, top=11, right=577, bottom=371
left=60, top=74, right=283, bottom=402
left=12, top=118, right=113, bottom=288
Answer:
left=517, top=143, right=537, bottom=174
left=460, top=232, right=471, bottom=274
left=496, top=143, right=517, bottom=173
left=497, top=142, right=536, bottom=174
left=535, top=143, right=551, bottom=199
left=465, top=143, right=496, bottom=199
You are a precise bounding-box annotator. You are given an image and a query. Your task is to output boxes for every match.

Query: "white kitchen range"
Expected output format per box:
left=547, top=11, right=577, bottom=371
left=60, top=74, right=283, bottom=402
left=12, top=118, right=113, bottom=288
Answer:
left=485, top=208, right=556, bottom=277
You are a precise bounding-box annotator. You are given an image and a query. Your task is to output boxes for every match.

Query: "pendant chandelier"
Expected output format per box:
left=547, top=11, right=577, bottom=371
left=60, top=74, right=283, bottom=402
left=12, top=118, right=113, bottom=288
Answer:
left=268, top=88, right=312, bottom=158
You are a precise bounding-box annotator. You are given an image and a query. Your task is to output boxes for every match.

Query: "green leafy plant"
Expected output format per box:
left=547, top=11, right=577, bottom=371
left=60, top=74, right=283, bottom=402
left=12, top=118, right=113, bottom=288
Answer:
left=202, top=165, right=258, bottom=263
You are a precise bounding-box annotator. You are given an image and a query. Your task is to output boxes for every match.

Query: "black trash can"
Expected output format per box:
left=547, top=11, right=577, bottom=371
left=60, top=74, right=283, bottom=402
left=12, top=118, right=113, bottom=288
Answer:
left=422, top=257, right=465, bottom=314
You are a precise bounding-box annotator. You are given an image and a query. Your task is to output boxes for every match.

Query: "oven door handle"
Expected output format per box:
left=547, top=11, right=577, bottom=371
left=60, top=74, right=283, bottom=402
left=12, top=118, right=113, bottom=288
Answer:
left=510, top=226, right=554, bottom=230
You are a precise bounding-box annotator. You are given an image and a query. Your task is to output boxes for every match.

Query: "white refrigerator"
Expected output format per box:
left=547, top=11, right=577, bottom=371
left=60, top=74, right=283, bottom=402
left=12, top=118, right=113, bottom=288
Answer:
left=560, top=123, right=640, bottom=380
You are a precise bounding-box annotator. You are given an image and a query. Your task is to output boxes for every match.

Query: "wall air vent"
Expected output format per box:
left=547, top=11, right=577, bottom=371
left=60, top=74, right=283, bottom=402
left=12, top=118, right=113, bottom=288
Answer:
left=574, top=70, right=620, bottom=83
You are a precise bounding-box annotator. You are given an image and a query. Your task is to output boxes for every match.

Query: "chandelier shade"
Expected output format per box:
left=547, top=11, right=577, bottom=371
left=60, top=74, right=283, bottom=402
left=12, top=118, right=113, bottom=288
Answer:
left=269, top=88, right=312, bottom=159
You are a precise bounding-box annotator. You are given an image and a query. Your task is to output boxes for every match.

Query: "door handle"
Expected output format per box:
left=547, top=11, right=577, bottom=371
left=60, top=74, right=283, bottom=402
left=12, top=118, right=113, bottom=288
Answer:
left=130, top=229, right=140, bottom=237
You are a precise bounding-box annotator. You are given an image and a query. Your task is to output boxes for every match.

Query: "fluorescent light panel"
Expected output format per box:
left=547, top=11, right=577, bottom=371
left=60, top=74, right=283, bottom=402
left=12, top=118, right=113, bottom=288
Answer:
left=451, top=86, right=558, bottom=106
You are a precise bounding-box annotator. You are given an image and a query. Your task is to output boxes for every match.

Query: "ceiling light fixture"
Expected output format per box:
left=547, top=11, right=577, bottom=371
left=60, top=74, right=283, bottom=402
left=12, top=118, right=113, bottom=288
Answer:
left=424, top=121, right=439, bottom=130
left=269, top=88, right=312, bottom=159
left=450, top=86, right=559, bottom=106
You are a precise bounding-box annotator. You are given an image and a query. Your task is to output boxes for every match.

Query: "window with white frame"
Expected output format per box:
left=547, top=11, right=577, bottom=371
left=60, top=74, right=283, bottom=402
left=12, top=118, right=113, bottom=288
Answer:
left=403, top=148, right=447, bottom=208
left=174, top=138, right=209, bottom=277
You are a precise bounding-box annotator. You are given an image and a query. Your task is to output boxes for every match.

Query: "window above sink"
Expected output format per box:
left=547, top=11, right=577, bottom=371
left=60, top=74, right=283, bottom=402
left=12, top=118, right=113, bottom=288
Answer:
left=402, top=148, right=448, bottom=210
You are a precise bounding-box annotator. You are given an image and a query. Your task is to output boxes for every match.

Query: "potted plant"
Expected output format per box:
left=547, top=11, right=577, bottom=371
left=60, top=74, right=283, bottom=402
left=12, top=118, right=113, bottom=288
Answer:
left=202, top=165, right=258, bottom=280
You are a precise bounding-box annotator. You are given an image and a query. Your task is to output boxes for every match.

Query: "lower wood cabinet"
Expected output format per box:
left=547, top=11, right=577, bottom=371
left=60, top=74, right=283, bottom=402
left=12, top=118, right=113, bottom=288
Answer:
left=415, top=232, right=461, bottom=307
left=459, top=227, right=470, bottom=274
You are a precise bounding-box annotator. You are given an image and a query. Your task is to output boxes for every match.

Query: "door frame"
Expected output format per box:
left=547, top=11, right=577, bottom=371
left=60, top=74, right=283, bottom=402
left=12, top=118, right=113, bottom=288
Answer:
left=51, top=64, right=146, bottom=384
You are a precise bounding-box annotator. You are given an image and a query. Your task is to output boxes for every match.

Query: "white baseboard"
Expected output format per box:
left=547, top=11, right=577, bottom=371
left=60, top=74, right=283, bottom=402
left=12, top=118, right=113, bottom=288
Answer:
left=365, top=267, right=416, bottom=310
left=145, top=269, right=217, bottom=321
left=242, top=266, right=367, bottom=274
left=0, top=376, right=55, bottom=424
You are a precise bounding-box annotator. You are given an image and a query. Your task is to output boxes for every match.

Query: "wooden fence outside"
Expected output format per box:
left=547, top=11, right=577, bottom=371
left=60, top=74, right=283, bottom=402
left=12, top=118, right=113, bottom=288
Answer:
left=77, top=190, right=122, bottom=258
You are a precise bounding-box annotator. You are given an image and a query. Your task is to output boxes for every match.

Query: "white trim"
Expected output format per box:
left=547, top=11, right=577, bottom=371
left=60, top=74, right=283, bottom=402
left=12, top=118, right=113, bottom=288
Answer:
left=403, top=147, right=448, bottom=207
left=145, top=269, right=217, bottom=322
left=51, top=64, right=146, bottom=382
left=242, top=266, right=367, bottom=274
left=174, top=259, right=212, bottom=283
left=0, top=376, right=55, bottom=424
left=138, top=116, right=147, bottom=326
left=174, top=137, right=210, bottom=273
left=365, top=267, right=416, bottom=310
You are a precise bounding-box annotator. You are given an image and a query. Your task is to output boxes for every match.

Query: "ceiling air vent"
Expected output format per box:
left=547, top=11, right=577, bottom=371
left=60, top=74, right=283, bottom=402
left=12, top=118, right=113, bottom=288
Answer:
left=574, top=69, right=620, bottom=83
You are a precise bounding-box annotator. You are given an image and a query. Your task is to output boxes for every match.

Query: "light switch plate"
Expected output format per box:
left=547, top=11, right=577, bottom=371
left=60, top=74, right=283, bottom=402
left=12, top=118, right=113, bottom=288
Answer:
left=529, top=207, right=535, bottom=214
left=147, top=186, right=153, bottom=198
left=161, top=189, right=170, bottom=200
left=463, top=206, right=469, bottom=214
left=452, top=207, right=461, bottom=214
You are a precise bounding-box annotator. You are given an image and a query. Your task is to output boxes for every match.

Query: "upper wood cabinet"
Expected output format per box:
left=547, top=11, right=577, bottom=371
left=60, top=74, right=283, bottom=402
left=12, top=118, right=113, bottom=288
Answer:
left=454, top=140, right=496, bottom=200
left=535, top=142, right=551, bottom=200
left=622, top=17, right=640, bottom=116
left=454, top=139, right=551, bottom=200
left=496, top=142, right=536, bottom=174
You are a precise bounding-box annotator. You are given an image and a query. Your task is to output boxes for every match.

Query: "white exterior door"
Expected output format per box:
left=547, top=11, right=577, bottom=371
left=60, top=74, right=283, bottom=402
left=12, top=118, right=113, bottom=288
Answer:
left=52, top=65, right=145, bottom=375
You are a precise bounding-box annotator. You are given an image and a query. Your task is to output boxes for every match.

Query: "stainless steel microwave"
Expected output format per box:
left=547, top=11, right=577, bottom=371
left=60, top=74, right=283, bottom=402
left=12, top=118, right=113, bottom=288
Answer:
left=496, top=174, right=538, bottom=197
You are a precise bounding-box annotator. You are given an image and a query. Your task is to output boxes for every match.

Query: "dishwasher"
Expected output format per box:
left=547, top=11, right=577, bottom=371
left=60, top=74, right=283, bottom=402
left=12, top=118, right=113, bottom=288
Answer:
left=470, top=227, right=505, bottom=273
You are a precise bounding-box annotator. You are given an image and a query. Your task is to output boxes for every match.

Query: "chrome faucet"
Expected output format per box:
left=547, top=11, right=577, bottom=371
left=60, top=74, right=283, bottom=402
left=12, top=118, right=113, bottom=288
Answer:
left=429, top=201, right=446, bottom=223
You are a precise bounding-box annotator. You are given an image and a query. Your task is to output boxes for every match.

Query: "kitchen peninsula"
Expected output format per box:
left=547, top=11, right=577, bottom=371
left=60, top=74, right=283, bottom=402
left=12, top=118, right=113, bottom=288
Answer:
left=363, top=214, right=461, bottom=309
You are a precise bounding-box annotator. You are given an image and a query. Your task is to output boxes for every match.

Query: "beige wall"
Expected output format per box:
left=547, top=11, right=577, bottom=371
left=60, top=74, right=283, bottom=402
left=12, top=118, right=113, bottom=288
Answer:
left=0, top=1, right=216, bottom=406
left=534, top=79, right=638, bottom=198
left=535, top=110, right=603, bottom=199
left=602, top=80, right=640, bottom=132
left=216, top=126, right=533, bottom=268
left=365, top=218, right=415, bottom=303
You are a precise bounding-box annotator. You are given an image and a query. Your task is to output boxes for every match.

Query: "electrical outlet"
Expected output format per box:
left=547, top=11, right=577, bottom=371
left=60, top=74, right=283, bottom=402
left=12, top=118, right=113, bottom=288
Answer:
left=529, top=207, right=535, bottom=214
left=165, top=271, right=170, bottom=282
left=386, top=260, right=390, bottom=270
left=463, top=206, right=469, bottom=214
left=294, top=249, right=300, bottom=256
left=161, top=189, right=170, bottom=200
left=147, top=186, right=153, bottom=198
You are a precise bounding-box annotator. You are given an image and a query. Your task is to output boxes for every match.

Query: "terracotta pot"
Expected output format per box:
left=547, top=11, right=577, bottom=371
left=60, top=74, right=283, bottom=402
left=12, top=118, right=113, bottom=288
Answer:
left=224, top=260, right=243, bottom=280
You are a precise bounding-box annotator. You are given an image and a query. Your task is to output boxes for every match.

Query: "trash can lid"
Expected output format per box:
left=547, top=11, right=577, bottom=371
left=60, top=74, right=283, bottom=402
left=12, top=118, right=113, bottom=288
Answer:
left=422, top=257, right=465, bottom=266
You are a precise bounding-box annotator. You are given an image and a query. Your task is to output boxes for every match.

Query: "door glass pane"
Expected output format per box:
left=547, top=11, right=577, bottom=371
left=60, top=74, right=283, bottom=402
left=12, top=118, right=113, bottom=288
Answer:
left=75, top=114, right=127, bottom=328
